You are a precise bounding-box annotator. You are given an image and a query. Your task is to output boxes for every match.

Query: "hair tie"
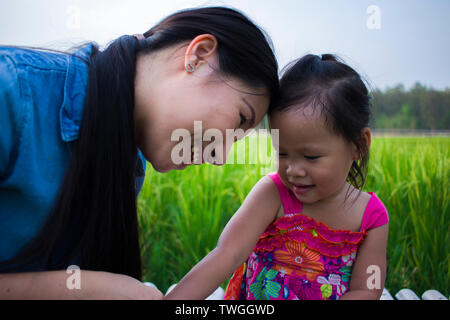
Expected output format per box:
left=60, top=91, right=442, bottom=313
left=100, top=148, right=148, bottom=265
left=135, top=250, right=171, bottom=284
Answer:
left=132, top=34, right=145, bottom=41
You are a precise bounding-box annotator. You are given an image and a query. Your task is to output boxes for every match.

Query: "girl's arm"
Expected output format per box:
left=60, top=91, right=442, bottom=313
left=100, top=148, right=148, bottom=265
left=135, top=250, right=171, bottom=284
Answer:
left=340, top=223, right=389, bottom=300
left=164, top=176, right=281, bottom=300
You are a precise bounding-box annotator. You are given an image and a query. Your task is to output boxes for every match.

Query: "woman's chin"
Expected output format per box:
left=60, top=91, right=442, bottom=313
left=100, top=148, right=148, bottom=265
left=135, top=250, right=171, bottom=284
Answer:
left=174, top=163, right=189, bottom=170
left=152, top=161, right=189, bottom=172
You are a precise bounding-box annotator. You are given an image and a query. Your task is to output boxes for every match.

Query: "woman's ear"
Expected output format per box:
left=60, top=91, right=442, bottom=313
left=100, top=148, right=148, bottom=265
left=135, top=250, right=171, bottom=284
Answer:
left=184, top=34, right=218, bottom=72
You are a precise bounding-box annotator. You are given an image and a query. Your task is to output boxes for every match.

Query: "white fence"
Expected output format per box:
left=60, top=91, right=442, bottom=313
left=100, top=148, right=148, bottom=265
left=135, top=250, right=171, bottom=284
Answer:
left=372, top=129, right=450, bottom=136
left=151, top=283, right=448, bottom=300
left=381, top=288, right=448, bottom=300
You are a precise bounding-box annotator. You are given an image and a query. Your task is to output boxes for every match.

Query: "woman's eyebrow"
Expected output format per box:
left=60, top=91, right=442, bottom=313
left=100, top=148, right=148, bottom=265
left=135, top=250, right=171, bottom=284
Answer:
left=242, top=97, right=256, bottom=126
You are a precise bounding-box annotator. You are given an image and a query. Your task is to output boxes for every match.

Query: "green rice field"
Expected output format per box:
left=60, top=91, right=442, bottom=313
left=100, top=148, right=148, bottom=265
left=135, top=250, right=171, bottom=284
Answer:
left=137, top=136, right=449, bottom=297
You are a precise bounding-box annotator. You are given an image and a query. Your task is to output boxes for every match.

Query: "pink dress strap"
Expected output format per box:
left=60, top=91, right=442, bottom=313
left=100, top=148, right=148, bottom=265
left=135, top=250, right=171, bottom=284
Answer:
left=360, top=192, right=389, bottom=232
left=267, top=172, right=303, bottom=215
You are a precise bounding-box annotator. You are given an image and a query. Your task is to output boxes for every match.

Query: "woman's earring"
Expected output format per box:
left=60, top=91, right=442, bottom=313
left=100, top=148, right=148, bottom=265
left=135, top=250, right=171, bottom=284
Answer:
left=185, top=62, right=195, bottom=73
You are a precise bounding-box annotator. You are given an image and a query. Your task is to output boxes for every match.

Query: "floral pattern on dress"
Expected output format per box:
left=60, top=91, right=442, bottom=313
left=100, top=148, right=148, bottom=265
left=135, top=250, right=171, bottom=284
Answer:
left=274, top=242, right=324, bottom=281
left=248, top=267, right=281, bottom=300
left=224, top=212, right=366, bottom=300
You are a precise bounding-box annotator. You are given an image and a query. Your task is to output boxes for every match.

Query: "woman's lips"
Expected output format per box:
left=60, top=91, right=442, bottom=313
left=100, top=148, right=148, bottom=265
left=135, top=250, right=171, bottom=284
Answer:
left=292, top=184, right=314, bottom=195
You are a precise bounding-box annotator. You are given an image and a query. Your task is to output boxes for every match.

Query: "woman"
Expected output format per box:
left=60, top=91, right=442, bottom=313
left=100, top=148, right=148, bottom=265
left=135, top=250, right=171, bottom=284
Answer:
left=0, top=7, right=279, bottom=299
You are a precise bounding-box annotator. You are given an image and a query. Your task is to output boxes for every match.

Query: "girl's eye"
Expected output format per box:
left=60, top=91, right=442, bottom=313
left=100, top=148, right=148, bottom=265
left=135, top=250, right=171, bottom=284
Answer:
left=239, top=113, right=247, bottom=127
left=278, top=153, right=288, bottom=157
left=305, top=155, right=320, bottom=160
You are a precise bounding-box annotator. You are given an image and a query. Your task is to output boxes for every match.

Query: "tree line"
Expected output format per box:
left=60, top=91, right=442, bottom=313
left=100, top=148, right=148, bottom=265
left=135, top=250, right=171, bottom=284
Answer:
left=371, top=83, right=450, bottom=130
left=256, top=82, right=449, bottom=131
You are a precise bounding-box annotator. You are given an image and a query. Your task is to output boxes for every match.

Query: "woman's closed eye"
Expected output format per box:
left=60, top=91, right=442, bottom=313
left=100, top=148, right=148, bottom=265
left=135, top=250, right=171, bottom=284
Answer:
left=239, top=113, right=248, bottom=127
left=304, top=155, right=320, bottom=160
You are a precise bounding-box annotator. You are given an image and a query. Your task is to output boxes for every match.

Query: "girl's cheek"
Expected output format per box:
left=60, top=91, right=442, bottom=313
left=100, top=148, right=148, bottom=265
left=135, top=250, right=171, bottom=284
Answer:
left=275, top=158, right=286, bottom=172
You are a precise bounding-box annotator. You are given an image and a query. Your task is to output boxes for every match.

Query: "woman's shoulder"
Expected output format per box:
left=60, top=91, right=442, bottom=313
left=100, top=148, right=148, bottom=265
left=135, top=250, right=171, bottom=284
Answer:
left=0, top=46, right=71, bottom=115
left=0, top=46, right=69, bottom=72
left=0, top=44, right=93, bottom=76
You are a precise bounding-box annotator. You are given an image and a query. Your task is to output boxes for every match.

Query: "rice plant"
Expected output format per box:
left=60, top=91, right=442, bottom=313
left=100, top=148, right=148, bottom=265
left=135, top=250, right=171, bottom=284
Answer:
left=138, top=136, right=449, bottom=295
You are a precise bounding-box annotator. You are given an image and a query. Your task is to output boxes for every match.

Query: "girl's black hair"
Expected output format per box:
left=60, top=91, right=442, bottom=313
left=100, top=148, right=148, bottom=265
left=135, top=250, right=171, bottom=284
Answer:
left=271, top=54, right=371, bottom=191
left=0, top=7, right=279, bottom=279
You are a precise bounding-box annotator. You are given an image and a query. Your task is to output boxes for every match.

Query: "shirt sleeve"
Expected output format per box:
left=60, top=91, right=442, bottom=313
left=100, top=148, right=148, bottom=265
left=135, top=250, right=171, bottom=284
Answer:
left=134, top=149, right=147, bottom=196
left=0, top=54, right=26, bottom=180
left=361, top=193, right=389, bottom=232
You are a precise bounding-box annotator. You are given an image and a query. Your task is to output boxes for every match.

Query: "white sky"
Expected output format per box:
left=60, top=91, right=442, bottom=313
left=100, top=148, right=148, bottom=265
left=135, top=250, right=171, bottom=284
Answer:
left=1, top=0, right=449, bottom=90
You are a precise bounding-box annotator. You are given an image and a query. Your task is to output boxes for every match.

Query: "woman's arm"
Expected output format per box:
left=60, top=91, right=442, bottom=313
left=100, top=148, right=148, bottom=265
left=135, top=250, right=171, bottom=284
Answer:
left=0, top=270, right=163, bottom=299
left=164, top=176, right=281, bottom=300
left=340, top=223, right=389, bottom=300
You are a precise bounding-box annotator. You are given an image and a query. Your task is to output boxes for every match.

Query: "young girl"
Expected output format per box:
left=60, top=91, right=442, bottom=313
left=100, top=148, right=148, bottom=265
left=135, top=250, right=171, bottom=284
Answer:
left=165, top=54, right=389, bottom=300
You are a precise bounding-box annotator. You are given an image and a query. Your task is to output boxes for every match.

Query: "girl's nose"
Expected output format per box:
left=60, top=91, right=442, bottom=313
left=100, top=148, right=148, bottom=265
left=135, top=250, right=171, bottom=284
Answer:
left=287, top=161, right=307, bottom=177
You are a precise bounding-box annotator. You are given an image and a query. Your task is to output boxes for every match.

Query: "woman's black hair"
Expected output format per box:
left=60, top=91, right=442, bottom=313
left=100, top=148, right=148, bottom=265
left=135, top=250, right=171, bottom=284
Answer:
left=270, top=54, right=371, bottom=191
left=0, top=7, right=279, bottom=279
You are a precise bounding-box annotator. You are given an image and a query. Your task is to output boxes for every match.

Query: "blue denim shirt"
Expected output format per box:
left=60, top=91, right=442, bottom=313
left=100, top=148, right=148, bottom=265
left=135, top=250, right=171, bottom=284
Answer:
left=0, top=44, right=147, bottom=264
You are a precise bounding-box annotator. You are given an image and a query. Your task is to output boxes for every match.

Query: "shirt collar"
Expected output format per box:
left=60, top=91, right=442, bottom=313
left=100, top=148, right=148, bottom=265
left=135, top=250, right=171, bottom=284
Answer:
left=59, top=43, right=94, bottom=142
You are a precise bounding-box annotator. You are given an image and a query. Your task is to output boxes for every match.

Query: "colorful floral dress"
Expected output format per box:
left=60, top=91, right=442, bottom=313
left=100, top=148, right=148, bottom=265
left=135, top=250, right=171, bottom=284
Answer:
left=224, top=172, right=389, bottom=300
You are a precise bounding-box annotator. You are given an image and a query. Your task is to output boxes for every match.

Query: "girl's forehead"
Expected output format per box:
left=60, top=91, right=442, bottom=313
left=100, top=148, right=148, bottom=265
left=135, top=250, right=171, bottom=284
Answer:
left=270, top=107, right=342, bottom=148
left=270, top=106, right=326, bottom=131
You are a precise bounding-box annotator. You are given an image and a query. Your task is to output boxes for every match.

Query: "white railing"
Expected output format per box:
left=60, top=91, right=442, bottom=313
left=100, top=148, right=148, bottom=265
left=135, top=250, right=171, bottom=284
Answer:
left=372, top=129, right=450, bottom=136
left=381, top=288, right=448, bottom=300
left=150, top=283, right=448, bottom=300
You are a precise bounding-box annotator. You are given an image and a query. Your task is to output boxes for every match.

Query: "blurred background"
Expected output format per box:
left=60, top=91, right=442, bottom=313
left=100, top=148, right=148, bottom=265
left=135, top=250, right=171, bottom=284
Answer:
left=1, top=0, right=448, bottom=298
left=1, top=0, right=449, bottom=132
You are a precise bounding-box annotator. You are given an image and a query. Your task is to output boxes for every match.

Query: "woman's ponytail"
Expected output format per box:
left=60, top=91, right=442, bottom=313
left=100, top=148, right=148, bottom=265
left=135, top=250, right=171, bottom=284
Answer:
left=70, top=35, right=142, bottom=278
left=0, top=35, right=144, bottom=279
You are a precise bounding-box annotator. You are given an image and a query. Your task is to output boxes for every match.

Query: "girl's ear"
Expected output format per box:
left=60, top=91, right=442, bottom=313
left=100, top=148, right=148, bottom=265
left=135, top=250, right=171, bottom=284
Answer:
left=352, top=127, right=372, bottom=160
left=351, top=143, right=360, bottom=161
left=362, top=127, right=372, bottom=153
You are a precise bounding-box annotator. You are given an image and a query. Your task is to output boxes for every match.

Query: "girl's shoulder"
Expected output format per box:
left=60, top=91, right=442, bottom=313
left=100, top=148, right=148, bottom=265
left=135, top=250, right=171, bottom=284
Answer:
left=240, top=174, right=282, bottom=213
left=255, top=174, right=283, bottom=203
left=247, top=174, right=284, bottom=222
left=360, top=191, right=389, bottom=232
left=265, top=172, right=303, bottom=217
left=337, top=190, right=389, bottom=233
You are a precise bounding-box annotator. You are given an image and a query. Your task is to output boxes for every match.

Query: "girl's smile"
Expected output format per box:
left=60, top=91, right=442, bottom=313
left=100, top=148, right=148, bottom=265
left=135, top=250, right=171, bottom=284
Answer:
left=291, top=183, right=315, bottom=195
left=270, top=105, right=359, bottom=205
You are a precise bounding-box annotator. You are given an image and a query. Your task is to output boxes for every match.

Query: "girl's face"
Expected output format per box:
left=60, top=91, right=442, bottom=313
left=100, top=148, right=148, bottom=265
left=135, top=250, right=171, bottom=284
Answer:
left=270, top=106, right=359, bottom=205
